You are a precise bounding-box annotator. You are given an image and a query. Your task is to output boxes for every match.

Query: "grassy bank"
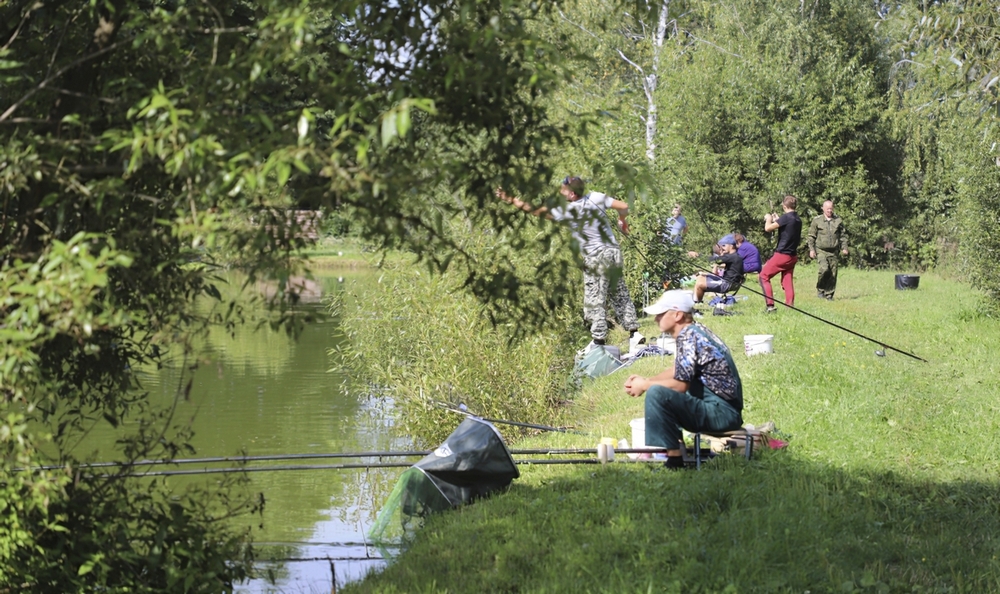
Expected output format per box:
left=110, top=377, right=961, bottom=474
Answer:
left=295, top=237, right=415, bottom=269
left=343, top=267, right=1000, bottom=593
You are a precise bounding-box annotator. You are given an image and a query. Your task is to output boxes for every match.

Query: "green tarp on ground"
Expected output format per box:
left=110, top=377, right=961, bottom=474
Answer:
left=577, top=345, right=622, bottom=379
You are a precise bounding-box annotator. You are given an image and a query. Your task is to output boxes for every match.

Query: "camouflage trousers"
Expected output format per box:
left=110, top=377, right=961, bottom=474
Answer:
left=582, top=247, right=639, bottom=341
left=816, top=249, right=840, bottom=298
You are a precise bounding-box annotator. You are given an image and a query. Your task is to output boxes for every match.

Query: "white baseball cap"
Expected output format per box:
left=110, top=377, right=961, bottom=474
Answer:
left=643, top=290, right=695, bottom=315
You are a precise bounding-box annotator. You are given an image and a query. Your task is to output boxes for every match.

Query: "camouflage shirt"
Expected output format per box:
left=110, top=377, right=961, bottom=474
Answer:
left=673, top=323, right=743, bottom=410
left=807, top=214, right=847, bottom=252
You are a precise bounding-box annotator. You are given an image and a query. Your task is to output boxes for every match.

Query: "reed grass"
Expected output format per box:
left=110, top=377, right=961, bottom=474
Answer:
left=344, top=268, right=1000, bottom=593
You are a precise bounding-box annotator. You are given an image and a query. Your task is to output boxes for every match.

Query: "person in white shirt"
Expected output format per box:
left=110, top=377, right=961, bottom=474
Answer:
left=498, top=176, right=640, bottom=347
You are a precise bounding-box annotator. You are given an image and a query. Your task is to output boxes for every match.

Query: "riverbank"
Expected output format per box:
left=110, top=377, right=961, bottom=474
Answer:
left=343, top=268, right=1000, bottom=592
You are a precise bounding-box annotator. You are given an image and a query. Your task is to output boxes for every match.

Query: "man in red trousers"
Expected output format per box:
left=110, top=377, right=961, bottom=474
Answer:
left=760, top=195, right=802, bottom=313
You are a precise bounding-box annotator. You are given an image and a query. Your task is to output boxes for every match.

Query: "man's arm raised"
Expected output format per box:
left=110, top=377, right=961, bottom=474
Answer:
left=610, top=198, right=630, bottom=235
left=496, top=188, right=551, bottom=218
left=764, top=213, right=780, bottom=233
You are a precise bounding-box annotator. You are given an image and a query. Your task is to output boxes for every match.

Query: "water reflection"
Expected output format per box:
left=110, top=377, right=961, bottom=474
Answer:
left=77, top=270, right=402, bottom=592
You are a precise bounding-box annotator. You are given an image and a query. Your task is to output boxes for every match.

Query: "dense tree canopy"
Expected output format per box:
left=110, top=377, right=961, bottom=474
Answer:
left=3, top=0, right=1000, bottom=589
left=0, top=0, right=606, bottom=588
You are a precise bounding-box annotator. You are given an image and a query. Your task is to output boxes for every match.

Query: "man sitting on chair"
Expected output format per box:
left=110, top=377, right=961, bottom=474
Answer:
left=734, top=233, right=761, bottom=274
left=688, top=235, right=744, bottom=304
left=624, top=290, right=744, bottom=469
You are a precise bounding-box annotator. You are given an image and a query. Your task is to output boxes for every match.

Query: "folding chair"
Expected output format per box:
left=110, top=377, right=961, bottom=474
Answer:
left=680, top=427, right=754, bottom=469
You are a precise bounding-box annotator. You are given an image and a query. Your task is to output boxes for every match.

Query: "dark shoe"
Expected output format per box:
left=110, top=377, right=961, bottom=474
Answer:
left=663, top=457, right=686, bottom=470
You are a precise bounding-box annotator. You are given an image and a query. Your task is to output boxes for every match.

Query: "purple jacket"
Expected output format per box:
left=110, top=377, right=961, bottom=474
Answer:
left=738, top=241, right=762, bottom=273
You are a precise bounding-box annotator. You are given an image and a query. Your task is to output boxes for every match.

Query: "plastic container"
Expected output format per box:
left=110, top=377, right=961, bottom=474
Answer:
left=629, top=333, right=645, bottom=353
left=630, top=418, right=648, bottom=449
left=894, top=274, right=920, bottom=290
left=657, top=334, right=676, bottom=353
left=597, top=443, right=614, bottom=463
left=744, top=334, right=774, bottom=356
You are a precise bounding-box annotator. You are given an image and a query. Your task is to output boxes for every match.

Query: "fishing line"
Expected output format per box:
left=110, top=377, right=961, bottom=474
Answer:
left=619, top=228, right=927, bottom=362
left=692, top=204, right=721, bottom=244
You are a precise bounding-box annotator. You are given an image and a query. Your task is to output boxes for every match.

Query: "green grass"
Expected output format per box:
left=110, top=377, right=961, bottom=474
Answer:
left=343, top=267, right=1000, bottom=593
left=294, top=237, right=414, bottom=268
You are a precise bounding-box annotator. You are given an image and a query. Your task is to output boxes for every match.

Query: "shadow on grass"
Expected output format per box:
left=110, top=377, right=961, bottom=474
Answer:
left=344, top=452, right=1000, bottom=593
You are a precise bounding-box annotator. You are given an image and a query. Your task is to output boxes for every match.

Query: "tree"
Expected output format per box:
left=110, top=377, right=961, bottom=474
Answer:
left=884, top=1, right=1000, bottom=298
left=646, top=0, right=898, bottom=263
left=1, top=0, right=638, bottom=588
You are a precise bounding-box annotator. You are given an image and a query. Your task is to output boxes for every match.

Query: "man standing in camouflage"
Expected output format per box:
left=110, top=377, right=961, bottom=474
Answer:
left=807, top=200, right=849, bottom=300
left=498, top=177, right=640, bottom=349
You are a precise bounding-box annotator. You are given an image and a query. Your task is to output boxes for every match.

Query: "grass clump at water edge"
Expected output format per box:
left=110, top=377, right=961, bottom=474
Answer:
left=343, top=268, right=1000, bottom=593
left=332, top=256, right=585, bottom=447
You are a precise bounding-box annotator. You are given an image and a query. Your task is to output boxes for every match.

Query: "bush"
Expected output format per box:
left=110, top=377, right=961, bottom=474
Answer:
left=332, top=225, right=586, bottom=446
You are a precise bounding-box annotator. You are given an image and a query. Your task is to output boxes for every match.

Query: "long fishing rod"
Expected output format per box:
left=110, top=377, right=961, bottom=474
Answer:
left=105, top=455, right=671, bottom=477
left=30, top=451, right=437, bottom=471
left=691, top=203, right=721, bottom=244
left=686, top=256, right=926, bottom=362
left=432, top=399, right=588, bottom=435
left=621, top=228, right=927, bottom=363
left=35, top=447, right=670, bottom=473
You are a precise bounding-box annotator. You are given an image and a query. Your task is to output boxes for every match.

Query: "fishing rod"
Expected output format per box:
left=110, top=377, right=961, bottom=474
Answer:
left=684, top=256, right=926, bottom=362
left=431, top=399, right=589, bottom=435
left=258, top=555, right=383, bottom=563
left=104, top=455, right=671, bottom=477
left=30, top=451, right=437, bottom=471
left=620, top=228, right=927, bottom=363
left=39, top=447, right=669, bottom=473
left=691, top=203, right=721, bottom=244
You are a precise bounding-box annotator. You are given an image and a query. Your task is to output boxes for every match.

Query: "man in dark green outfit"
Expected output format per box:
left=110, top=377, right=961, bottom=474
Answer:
left=807, top=200, right=849, bottom=300
left=624, top=291, right=743, bottom=469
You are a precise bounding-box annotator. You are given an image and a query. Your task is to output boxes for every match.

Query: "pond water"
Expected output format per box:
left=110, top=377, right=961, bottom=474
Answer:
left=76, top=269, right=401, bottom=593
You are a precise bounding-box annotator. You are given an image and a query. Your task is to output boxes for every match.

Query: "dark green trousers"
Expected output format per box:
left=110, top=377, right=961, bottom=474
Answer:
left=816, top=249, right=839, bottom=298
left=644, top=386, right=743, bottom=450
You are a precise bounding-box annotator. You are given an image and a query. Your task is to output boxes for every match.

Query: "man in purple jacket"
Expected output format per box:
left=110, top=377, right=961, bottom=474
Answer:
left=734, top=233, right=761, bottom=274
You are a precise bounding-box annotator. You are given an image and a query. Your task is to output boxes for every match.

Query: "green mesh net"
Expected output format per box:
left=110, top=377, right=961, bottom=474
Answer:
left=368, top=467, right=452, bottom=559
left=368, top=418, right=520, bottom=560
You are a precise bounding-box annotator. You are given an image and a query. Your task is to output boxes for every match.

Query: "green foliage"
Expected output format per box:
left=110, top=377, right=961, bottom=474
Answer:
left=619, top=200, right=692, bottom=305
left=0, top=413, right=68, bottom=585
left=321, top=207, right=358, bottom=238
left=2, top=0, right=617, bottom=588
left=332, top=222, right=586, bottom=446
left=543, top=0, right=904, bottom=265
left=344, top=269, right=1000, bottom=593
left=18, top=461, right=260, bottom=593
left=884, top=1, right=1000, bottom=292
left=650, top=0, right=895, bottom=262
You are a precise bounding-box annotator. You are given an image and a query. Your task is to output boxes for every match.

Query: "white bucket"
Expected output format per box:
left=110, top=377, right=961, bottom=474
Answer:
left=630, top=418, right=648, bottom=449
left=744, top=334, right=774, bottom=356
left=656, top=335, right=676, bottom=353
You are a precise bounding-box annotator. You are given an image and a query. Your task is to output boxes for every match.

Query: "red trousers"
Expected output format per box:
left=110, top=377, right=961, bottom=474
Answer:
left=760, top=252, right=798, bottom=307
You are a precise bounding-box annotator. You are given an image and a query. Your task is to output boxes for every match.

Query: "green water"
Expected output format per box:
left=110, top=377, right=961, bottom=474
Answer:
left=78, top=270, right=400, bottom=592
